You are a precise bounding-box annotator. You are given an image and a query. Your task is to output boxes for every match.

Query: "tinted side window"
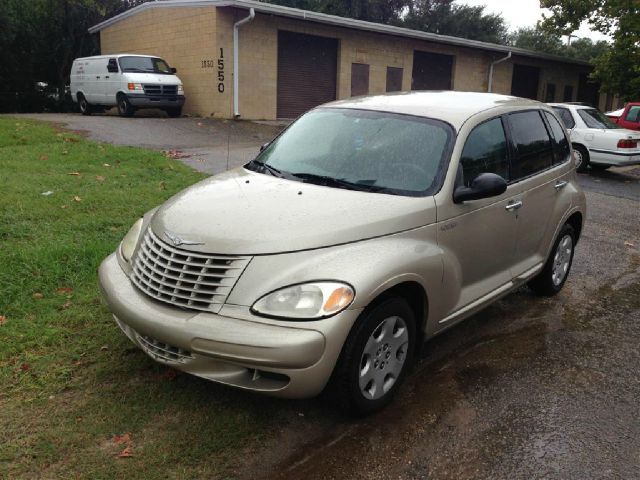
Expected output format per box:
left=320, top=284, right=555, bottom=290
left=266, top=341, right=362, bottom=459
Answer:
left=625, top=106, right=640, bottom=123
left=508, top=111, right=554, bottom=179
left=552, top=107, right=575, bottom=129
left=544, top=111, right=571, bottom=164
left=460, top=118, right=509, bottom=187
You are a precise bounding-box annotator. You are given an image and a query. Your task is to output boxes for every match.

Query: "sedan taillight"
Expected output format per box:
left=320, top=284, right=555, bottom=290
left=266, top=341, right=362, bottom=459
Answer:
left=617, top=139, right=638, bottom=148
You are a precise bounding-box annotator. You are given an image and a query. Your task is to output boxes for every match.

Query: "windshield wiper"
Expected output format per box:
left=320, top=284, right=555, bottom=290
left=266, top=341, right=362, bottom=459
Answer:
left=290, top=173, right=392, bottom=193
left=247, top=159, right=287, bottom=178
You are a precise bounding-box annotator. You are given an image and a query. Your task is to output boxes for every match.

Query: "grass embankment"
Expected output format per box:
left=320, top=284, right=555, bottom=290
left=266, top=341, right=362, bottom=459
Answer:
left=0, top=119, right=276, bottom=478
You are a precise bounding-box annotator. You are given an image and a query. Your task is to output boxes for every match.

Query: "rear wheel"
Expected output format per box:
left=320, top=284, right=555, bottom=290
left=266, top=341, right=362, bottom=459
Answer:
left=117, top=94, right=135, bottom=117
left=78, top=94, right=91, bottom=116
left=572, top=144, right=589, bottom=173
left=529, top=223, right=576, bottom=296
left=328, top=297, right=416, bottom=416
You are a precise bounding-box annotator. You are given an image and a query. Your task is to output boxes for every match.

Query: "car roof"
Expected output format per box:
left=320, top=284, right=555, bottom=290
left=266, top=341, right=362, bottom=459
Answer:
left=320, top=91, right=544, bottom=129
left=74, top=54, right=161, bottom=61
left=548, top=102, right=593, bottom=110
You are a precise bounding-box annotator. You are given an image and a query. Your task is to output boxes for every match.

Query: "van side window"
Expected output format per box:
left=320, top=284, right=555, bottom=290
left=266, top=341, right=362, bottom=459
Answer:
left=543, top=111, right=571, bottom=164
left=552, top=107, right=575, bottom=129
left=508, top=111, right=554, bottom=179
left=459, top=117, right=509, bottom=187
left=107, top=58, right=119, bottom=72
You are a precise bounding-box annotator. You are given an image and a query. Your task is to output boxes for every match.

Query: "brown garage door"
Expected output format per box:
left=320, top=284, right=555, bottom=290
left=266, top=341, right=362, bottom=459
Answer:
left=277, top=30, right=338, bottom=119
left=511, top=64, right=540, bottom=99
left=411, top=51, right=454, bottom=90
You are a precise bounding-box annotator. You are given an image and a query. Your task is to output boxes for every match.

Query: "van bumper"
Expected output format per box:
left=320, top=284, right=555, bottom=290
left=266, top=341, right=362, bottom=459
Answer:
left=127, top=94, right=185, bottom=109
left=98, top=253, right=360, bottom=399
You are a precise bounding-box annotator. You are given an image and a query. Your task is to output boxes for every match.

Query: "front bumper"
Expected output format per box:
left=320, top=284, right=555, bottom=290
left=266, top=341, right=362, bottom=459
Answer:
left=127, top=94, right=185, bottom=109
left=98, top=253, right=361, bottom=398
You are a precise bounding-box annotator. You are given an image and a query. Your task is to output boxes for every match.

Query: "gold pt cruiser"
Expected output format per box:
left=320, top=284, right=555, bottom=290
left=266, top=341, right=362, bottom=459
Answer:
left=99, top=92, right=586, bottom=414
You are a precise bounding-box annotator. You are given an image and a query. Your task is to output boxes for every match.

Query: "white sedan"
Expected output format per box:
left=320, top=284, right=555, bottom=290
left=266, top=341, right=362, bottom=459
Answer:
left=549, top=103, right=640, bottom=172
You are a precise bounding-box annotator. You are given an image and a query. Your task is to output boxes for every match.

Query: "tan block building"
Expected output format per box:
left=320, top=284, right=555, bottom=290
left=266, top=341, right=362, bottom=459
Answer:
left=90, top=0, right=601, bottom=120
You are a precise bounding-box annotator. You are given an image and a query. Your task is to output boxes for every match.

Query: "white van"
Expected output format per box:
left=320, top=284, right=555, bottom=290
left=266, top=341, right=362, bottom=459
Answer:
left=70, top=54, right=185, bottom=117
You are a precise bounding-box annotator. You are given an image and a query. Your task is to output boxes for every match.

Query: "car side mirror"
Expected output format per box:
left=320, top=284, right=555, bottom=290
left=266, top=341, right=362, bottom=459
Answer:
left=260, top=142, right=269, bottom=152
left=171, top=67, right=177, bottom=74
left=453, top=173, right=507, bottom=203
left=107, top=64, right=118, bottom=73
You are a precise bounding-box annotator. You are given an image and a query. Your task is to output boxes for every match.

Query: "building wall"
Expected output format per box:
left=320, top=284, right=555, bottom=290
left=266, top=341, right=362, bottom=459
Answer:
left=99, top=5, right=595, bottom=120
left=100, top=6, right=218, bottom=116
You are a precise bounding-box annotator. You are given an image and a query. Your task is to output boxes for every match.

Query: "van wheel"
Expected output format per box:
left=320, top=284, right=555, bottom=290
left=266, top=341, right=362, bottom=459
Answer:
left=328, top=297, right=415, bottom=416
left=78, top=94, right=91, bottom=116
left=572, top=145, right=589, bottom=173
left=117, top=94, right=135, bottom=117
left=166, top=107, right=182, bottom=118
left=529, top=223, right=576, bottom=296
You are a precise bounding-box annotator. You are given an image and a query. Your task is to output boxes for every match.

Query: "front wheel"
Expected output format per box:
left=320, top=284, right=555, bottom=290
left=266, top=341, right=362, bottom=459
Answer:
left=572, top=145, right=589, bottom=173
left=529, top=223, right=576, bottom=296
left=328, top=297, right=416, bottom=416
left=117, top=94, right=135, bottom=117
left=78, top=94, right=91, bottom=116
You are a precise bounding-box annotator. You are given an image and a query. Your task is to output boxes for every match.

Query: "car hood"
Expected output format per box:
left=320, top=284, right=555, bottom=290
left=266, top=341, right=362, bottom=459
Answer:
left=149, top=168, right=436, bottom=255
left=123, top=72, right=182, bottom=85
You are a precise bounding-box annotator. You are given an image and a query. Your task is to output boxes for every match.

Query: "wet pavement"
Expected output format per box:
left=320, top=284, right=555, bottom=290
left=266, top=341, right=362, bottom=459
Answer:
left=235, top=166, right=640, bottom=480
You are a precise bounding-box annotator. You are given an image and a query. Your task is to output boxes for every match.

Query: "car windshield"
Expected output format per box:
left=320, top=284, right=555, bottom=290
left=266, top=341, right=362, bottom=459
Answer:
left=578, top=108, right=621, bottom=129
left=118, top=56, right=173, bottom=74
left=246, top=108, right=453, bottom=196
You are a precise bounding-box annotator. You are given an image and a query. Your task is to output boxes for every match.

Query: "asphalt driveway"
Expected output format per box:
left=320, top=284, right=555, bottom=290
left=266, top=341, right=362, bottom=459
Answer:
left=9, top=112, right=640, bottom=479
left=11, top=113, right=284, bottom=174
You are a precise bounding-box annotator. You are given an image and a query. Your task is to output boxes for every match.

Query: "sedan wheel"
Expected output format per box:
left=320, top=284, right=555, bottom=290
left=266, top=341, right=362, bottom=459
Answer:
left=359, top=316, right=409, bottom=400
left=573, top=145, right=589, bottom=173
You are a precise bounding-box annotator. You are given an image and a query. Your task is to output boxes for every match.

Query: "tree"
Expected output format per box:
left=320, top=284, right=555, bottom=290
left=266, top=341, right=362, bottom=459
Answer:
left=540, top=0, right=638, bottom=100
left=565, top=37, right=609, bottom=62
left=509, top=26, right=564, bottom=55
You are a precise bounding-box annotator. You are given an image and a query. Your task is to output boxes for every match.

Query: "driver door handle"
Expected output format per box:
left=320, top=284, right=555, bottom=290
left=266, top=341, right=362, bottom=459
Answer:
left=554, top=180, right=568, bottom=190
left=505, top=200, right=523, bottom=211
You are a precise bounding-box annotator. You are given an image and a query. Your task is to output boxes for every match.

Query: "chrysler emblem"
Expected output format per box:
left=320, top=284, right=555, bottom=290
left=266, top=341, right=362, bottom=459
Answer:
left=164, top=231, right=204, bottom=247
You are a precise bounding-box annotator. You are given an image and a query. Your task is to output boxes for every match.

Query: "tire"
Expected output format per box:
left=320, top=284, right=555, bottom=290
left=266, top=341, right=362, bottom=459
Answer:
left=590, top=164, right=611, bottom=171
left=528, top=223, right=576, bottom=296
left=78, top=94, right=91, bottom=116
left=572, top=144, right=589, bottom=173
left=327, top=297, right=416, bottom=416
left=166, top=107, right=182, bottom=118
left=117, top=94, right=135, bottom=117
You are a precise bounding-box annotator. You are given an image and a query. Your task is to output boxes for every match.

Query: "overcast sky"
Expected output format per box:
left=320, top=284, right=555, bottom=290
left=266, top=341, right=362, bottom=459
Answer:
left=457, top=0, right=610, bottom=42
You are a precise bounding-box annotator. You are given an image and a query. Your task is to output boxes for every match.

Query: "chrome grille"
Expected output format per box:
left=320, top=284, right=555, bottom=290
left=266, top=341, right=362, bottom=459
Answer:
left=131, top=228, right=251, bottom=313
left=143, top=84, right=178, bottom=96
left=135, top=333, right=192, bottom=364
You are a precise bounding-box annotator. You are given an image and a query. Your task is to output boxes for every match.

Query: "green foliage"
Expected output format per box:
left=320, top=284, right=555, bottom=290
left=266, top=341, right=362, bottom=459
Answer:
left=509, top=27, right=564, bottom=56
left=540, top=0, right=639, bottom=100
left=0, top=118, right=283, bottom=478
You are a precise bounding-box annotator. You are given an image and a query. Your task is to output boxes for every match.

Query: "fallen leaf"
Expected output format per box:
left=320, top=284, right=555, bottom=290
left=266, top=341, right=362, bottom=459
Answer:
left=100, top=345, right=109, bottom=351
left=61, top=150, right=69, bottom=155
left=624, top=241, right=635, bottom=248
left=112, top=433, right=131, bottom=445
left=95, top=175, right=105, bottom=182
left=61, top=205, right=68, bottom=209
left=20, top=363, right=30, bottom=372
left=73, top=196, right=81, bottom=202
left=159, top=181, right=167, bottom=191
left=103, top=163, right=111, bottom=167
left=56, top=287, right=73, bottom=295
left=33, top=292, right=44, bottom=299
left=67, top=172, right=81, bottom=176
left=0, top=315, right=5, bottom=326
left=39, top=155, right=48, bottom=161
left=41, top=191, right=54, bottom=196
left=63, top=137, right=79, bottom=143
left=118, top=446, right=134, bottom=458
left=197, top=122, right=203, bottom=127
left=61, top=301, right=72, bottom=310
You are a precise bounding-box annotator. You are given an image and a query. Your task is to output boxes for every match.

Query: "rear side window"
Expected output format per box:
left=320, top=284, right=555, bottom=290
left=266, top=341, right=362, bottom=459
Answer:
left=508, top=111, right=554, bottom=179
left=552, top=107, right=575, bottom=129
left=625, top=106, right=640, bottom=123
left=543, top=112, right=571, bottom=164
left=460, top=117, right=509, bottom=187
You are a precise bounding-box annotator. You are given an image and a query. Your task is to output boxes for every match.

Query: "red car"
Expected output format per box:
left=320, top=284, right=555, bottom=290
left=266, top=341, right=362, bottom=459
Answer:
left=606, top=103, right=640, bottom=130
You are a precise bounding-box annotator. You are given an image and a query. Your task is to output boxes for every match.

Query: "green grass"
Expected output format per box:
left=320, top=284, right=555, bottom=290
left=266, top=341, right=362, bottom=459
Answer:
left=0, top=118, right=285, bottom=478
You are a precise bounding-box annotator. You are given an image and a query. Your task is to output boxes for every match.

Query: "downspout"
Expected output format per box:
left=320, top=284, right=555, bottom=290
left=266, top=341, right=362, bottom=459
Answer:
left=488, top=51, right=512, bottom=93
left=233, top=8, right=255, bottom=118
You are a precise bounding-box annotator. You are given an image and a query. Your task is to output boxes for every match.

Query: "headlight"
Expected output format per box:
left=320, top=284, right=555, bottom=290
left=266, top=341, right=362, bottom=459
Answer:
left=127, top=82, right=143, bottom=91
left=251, top=282, right=355, bottom=320
left=120, top=218, right=143, bottom=262
left=177, top=84, right=184, bottom=95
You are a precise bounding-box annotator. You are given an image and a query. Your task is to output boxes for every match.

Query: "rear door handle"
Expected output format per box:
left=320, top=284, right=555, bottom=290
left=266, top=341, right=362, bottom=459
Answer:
left=554, top=180, right=568, bottom=190
left=505, top=200, right=523, bottom=211
left=96, top=76, right=100, bottom=79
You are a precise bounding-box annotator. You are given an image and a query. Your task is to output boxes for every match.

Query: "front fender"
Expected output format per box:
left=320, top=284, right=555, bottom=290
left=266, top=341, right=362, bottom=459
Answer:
left=226, top=224, right=448, bottom=330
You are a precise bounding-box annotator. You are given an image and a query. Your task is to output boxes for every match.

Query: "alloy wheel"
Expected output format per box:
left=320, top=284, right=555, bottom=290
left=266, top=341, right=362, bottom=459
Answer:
left=552, top=234, right=573, bottom=286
